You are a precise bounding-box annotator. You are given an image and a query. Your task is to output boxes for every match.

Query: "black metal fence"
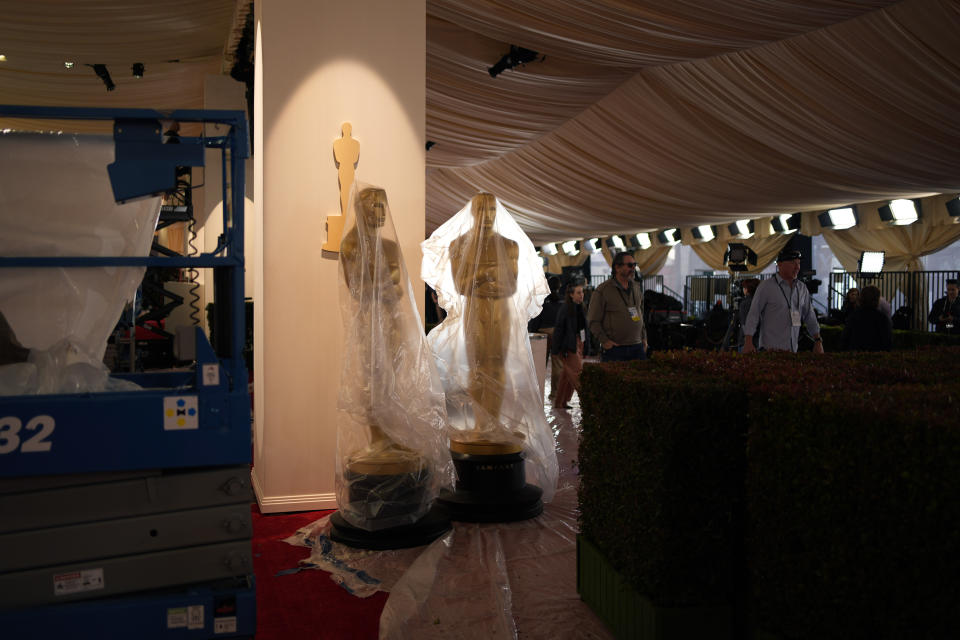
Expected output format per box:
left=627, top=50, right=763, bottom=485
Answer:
left=589, top=273, right=664, bottom=293
left=683, top=270, right=958, bottom=331
left=828, top=270, right=958, bottom=331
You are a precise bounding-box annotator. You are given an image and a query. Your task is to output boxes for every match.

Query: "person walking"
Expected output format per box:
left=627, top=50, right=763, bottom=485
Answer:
left=552, top=282, right=587, bottom=410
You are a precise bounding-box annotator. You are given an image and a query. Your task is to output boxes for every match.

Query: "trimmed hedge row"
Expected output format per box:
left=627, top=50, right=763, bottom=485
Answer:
left=818, top=324, right=960, bottom=351
left=578, top=348, right=960, bottom=638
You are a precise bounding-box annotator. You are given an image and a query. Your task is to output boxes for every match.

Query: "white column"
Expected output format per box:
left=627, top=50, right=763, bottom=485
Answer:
left=252, top=0, right=426, bottom=512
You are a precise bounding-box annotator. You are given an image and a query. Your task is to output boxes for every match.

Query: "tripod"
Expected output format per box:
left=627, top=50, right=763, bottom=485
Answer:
left=719, top=272, right=744, bottom=352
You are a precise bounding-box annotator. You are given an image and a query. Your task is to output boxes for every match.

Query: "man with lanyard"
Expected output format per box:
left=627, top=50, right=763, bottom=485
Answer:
left=742, top=248, right=823, bottom=354
left=587, top=251, right=648, bottom=362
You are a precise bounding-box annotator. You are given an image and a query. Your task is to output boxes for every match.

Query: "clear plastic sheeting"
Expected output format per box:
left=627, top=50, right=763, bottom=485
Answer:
left=284, top=485, right=613, bottom=640
left=421, top=193, right=557, bottom=501
left=336, top=182, right=453, bottom=531
left=0, top=132, right=160, bottom=394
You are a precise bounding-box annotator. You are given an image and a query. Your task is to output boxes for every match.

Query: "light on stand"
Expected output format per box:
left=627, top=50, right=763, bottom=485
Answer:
left=858, top=251, right=885, bottom=274
left=723, top=242, right=758, bottom=272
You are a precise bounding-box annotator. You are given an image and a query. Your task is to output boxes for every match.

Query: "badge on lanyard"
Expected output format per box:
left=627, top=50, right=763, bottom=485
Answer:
left=628, top=306, right=640, bottom=322
left=579, top=329, right=586, bottom=342
left=791, top=310, right=801, bottom=327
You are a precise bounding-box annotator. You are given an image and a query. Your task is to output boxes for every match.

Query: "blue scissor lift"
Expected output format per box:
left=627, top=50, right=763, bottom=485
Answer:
left=0, top=106, right=256, bottom=638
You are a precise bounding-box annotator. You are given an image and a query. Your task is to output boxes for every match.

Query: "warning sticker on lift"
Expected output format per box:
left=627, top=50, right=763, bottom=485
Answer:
left=53, top=568, right=104, bottom=596
left=166, top=605, right=205, bottom=629
left=164, top=395, right=199, bottom=430
left=214, top=616, right=238, bottom=634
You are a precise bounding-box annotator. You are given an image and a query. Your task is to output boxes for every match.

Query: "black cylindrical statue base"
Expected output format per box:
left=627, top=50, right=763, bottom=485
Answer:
left=329, top=504, right=451, bottom=550
left=437, top=450, right=543, bottom=522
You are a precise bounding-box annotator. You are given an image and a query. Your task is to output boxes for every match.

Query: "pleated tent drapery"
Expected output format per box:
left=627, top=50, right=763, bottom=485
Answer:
left=426, top=0, right=960, bottom=245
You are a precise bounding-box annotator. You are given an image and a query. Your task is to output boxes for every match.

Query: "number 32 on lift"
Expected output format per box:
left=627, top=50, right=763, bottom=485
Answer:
left=0, top=415, right=55, bottom=454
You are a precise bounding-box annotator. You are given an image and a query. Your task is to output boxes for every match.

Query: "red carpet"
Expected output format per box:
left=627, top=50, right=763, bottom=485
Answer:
left=252, top=506, right=388, bottom=640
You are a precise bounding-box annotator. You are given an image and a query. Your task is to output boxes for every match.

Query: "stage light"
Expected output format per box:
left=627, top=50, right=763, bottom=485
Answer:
left=859, top=251, right=885, bottom=274
left=818, top=206, right=857, bottom=230
left=635, top=233, right=651, bottom=249
left=878, top=199, right=918, bottom=226
left=425, top=140, right=435, bottom=151
left=132, top=62, right=144, bottom=78
left=561, top=240, right=579, bottom=256
left=541, top=243, right=558, bottom=256
left=947, top=197, right=960, bottom=219
left=657, top=228, right=680, bottom=246
left=488, top=45, right=542, bottom=77
left=64, top=61, right=74, bottom=69
left=606, top=235, right=626, bottom=251
left=770, top=213, right=800, bottom=234
left=723, top=242, right=758, bottom=272
left=692, top=225, right=715, bottom=241
left=0, top=55, right=6, bottom=63
left=587, top=238, right=601, bottom=253
left=87, top=64, right=115, bottom=91
left=727, top=219, right=754, bottom=238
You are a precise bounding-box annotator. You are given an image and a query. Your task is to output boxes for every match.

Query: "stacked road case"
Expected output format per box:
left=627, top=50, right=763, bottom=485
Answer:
left=0, top=107, right=255, bottom=638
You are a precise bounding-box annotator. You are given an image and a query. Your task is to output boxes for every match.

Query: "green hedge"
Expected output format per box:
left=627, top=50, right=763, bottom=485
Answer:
left=818, top=324, right=960, bottom=352
left=579, top=348, right=960, bottom=638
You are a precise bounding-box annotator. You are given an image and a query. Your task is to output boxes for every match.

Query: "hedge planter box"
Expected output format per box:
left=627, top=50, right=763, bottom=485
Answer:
left=577, top=535, right=733, bottom=640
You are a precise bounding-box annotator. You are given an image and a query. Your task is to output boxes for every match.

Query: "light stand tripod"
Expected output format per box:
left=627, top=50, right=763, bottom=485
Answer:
left=717, top=242, right=758, bottom=351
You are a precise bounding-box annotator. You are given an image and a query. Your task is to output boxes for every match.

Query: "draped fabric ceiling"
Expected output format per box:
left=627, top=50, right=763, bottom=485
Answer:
left=2, top=0, right=959, bottom=264
left=426, top=0, right=960, bottom=255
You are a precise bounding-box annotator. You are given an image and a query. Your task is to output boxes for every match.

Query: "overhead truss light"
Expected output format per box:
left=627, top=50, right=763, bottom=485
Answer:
left=606, top=235, right=626, bottom=251
left=635, top=233, right=652, bottom=250
left=947, top=196, right=960, bottom=219
left=818, top=206, right=857, bottom=230
left=878, top=199, right=919, bottom=226
left=540, top=243, right=558, bottom=256
left=64, top=61, right=74, bottom=69
left=87, top=63, right=115, bottom=91
left=692, top=225, right=715, bottom=241
left=561, top=240, right=580, bottom=256
left=132, top=62, right=145, bottom=78
left=770, top=213, right=800, bottom=234
left=727, top=219, right=754, bottom=238
left=488, top=45, right=543, bottom=78
left=657, top=228, right=680, bottom=246
left=586, top=237, right=601, bottom=253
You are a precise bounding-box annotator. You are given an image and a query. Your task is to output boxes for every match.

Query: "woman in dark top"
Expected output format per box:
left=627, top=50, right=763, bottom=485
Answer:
left=551, top=282, right=587, bottom=410
left=840, top=285, right=892, bottom=351
left=840, top=287, right=860, bottom=323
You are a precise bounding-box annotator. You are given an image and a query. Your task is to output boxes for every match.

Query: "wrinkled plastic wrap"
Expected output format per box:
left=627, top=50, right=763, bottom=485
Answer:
left=284, top=486, right=613, bottom=639
left=421, top=194, right=557, bottom=502
left=336, top=182, right=453, bottom=531
left=0, top=132, right=160, bottom=395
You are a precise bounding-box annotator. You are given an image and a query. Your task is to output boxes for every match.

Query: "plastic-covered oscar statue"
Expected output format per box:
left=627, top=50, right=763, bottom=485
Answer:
left=331, top=183, right=453, bottom=548
left=422, top=192, right=558, bottom=521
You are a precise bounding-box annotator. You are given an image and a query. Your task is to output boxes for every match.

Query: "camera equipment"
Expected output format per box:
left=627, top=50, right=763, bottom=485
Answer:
left=800, top=270, right=821, bottom=295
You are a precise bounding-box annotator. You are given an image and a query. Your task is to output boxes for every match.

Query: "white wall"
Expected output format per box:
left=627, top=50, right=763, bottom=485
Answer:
left=252, top=0, right=426, bottom=512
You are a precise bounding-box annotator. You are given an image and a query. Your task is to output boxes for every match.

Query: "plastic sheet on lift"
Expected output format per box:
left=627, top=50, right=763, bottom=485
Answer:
left=335, top=182, right=453, bottom=531
left=421, top=193, right=558, bottom=502
left=284, top=485, right=612, bottom=639
left=0, top=132, right=160, bottom=395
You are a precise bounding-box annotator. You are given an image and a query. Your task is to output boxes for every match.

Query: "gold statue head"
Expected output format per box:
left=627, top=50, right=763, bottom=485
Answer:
left=470, top=193, right=497, bottom=230
left=358, top=187, right=387, bottom=230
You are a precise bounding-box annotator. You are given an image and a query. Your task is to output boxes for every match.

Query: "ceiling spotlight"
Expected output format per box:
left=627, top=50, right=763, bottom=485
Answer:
left=87, top=64, right=115, bottom=91
left=947, top=197, right=960, bottom=219
left=488, top=45, right=543, bottom=78
left=692, top=225, right=715, bottom=241
left=635, top=233, right=652, bottom=250
left=561, top=240, right=579, bottom=256
left=540, top=243, right=558, bottom=256
left=586, top=237, right=601, bottom=253
left=728, top=219, right=754, bottom=238
left=132, top=62, right=144, bottom=78
left=606, top=235, right=626, bottom=251
left=657, top=228, right=680, bottom=246
left=0, top=54, right=7, bottom=62
left=819, top=206, right=857, bottom=230
left=425, top=140, right=435, bottom=151
left=771, top=213, right=800, bottom=234
left=64, top=61, right=75, bottom=69
left=878, top=199, right=919, bottom=226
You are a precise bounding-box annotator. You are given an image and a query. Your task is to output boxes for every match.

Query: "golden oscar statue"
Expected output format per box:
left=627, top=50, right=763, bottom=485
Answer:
left=331, top=185, right=450, bottom=547
left=447, top=192, right=522, bottom=455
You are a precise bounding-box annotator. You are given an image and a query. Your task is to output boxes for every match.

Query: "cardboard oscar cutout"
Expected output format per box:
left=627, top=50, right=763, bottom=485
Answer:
left=422, top=193, right=558, bottom=521
left=331, top=183, right=452, bottom=548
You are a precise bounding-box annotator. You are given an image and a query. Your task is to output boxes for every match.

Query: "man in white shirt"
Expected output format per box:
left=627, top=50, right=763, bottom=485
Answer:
left=742, top=249, right=824, bottom=354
